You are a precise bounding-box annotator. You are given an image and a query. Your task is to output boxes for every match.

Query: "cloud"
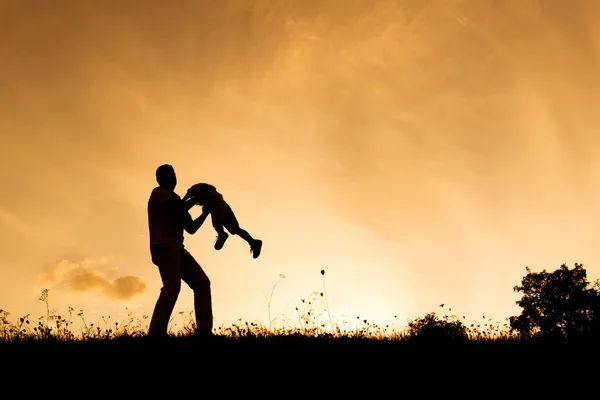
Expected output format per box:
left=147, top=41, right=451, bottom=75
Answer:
left=36, top=257, right=147, bottom=300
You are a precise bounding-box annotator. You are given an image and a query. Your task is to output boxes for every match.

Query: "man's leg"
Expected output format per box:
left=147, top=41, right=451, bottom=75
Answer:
left=148, top=245, right=182, bottom=337
left=180, top=248, right=213, bottom=335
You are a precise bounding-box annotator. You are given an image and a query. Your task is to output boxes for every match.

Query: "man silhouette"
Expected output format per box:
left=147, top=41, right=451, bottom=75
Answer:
left=147, top=164, right=212, bottom=338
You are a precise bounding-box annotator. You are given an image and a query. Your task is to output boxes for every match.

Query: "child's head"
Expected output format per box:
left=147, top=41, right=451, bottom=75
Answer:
left=183, top=183, right=211, bottom=204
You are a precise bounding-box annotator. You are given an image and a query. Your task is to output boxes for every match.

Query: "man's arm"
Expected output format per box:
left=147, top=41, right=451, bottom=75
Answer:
left=181, top=196, right=197, bottom=212
left=162, top=195, right=197, bottom=216
left=152, top=187, right=199, bottom=229
left=184, top=210, right=210, bottom=235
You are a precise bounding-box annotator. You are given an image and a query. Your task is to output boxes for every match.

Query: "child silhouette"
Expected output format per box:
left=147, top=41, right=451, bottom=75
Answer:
left=183, top=183, right=262, bottom=259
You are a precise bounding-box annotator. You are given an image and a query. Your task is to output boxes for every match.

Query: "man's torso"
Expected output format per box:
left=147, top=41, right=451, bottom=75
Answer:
left=147, top=186, right=184, bottom=247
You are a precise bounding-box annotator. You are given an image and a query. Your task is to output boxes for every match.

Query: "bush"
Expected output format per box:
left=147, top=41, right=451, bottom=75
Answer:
left=406, top=312, right=468, bottom=342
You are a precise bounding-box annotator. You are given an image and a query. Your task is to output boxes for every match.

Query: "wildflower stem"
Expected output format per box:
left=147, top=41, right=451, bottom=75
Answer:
left=322, top=272, right=334, bottom=330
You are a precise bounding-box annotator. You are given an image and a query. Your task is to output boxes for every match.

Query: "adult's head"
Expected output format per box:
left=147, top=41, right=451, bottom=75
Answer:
left=156, top=164, right=177, bottom=191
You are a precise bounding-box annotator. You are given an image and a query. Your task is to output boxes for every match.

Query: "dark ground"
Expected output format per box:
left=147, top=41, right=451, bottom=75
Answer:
left=2, top=335, right=596, bottom=392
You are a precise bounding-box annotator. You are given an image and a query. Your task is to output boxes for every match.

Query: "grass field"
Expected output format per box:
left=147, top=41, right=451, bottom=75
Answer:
left=2, top=272, right=598, bottom=365
left=2, top=304, right=597, bottom=355
left=2, top=302, right=596, bottom=389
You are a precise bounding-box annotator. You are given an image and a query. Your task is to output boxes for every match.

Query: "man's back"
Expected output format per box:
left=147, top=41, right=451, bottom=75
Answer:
left=148, top=186, right=184, bottom=247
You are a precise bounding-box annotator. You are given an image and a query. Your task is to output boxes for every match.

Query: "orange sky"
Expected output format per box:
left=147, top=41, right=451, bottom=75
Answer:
left=1, top=0, right=600, bottom=333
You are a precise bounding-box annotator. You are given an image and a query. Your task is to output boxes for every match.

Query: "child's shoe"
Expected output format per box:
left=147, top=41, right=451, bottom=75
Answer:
left=214, top=232, right=229, bottom=250
left=250, top=239, right=262, bottom=259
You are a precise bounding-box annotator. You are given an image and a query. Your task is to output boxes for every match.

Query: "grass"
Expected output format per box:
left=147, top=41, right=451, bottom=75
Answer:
left=1, top=270, right=598, bottom=358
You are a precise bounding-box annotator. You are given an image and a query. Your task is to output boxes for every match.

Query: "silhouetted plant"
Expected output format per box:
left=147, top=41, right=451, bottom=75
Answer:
left=263, top=274, right=286, bottom=331
left=406, top=312, right=468, bottom=342
left=38, top=288, right=50, bottom=338
left=320, top=269, right=334, bottom=330
left=509, top=263, right=600, bottom=339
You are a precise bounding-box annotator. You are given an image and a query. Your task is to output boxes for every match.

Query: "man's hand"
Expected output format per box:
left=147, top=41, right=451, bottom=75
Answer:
left=184, top=210, right=209, bottom=235
left=183, top=191, right=204, bottom=206
left=182, top=190, right=195, bottom=202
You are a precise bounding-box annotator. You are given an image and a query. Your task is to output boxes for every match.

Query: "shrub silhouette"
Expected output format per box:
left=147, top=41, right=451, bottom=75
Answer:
left=406, top=312, right=468, bottom=342
left=509, top=263, right=600, bottom=339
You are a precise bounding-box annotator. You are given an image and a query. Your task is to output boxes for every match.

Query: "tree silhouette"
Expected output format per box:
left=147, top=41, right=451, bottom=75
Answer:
left=509, top=263, right=600, bottom=339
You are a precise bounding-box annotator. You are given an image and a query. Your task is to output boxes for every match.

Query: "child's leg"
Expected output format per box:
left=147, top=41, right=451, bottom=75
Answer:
left=212, top=218, right=229, bottom=250
left=222, top=210, right=252, bottom=243
left=223, top=209, right=262, bottom=259
left=203, top=204, right=225, bottom=235
left=206, top=194, right=226, bottom=223
left=233, top=228, right=254, bottom=243
left=206, top=197, right=229, bottom=250
left=211, top=218, right=226, bottom=236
